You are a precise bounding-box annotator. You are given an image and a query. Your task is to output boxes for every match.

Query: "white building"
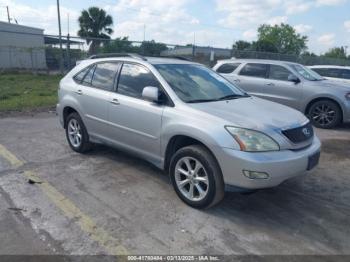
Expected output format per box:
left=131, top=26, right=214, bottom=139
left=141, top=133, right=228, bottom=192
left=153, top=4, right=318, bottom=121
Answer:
left=0, top=21, right=46, bottom=70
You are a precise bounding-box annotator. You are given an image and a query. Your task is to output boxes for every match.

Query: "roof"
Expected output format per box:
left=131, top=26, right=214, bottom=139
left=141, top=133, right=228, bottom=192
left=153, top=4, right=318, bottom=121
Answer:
left=217, top=58, right=301, bottom=66
left=0, top=21, right=43, bottom=32
left=308, top=65, right=350, bottom=69
left=86, top=53, right=197, bottom=65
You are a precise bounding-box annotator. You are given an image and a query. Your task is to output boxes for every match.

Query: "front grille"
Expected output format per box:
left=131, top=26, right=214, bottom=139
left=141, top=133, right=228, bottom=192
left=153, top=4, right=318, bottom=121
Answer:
left=282, top=122, right=314, bottom=144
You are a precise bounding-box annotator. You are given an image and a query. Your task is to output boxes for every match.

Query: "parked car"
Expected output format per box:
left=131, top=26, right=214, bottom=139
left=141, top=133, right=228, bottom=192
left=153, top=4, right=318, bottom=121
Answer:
left=57, top=54, right=321, bottom=208
left=308, top=65, right=350, bottom=84
left=213, top=59, right=350, bottom=129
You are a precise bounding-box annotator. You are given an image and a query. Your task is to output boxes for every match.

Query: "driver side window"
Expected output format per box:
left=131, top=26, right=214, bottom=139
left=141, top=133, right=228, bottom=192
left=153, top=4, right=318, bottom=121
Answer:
left=117, top=63, right=160, bottom=99
left=268, top=64, right=292, bottom=81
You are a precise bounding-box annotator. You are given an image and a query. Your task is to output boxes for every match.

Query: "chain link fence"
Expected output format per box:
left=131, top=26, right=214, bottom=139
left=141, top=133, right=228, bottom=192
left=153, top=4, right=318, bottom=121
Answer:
left=0, top=30, right=350, bottom=74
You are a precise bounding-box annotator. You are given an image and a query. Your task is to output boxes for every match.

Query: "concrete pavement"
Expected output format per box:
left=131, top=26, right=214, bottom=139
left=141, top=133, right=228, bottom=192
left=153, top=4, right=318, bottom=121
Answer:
left=0, top=112, right=349, bottom=256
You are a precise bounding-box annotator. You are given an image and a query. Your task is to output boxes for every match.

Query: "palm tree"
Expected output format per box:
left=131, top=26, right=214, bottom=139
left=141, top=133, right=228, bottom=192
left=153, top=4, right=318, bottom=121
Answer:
left=78, top=7, right=113, bottom=54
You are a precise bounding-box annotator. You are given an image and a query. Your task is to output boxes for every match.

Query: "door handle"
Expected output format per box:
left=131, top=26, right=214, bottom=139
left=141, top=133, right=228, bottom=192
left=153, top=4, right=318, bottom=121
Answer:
left=234, top=79, right=240, bottom=83
left=75, top=90, right=83, bottom=95
left=110, top=98, right=120, bottom=105
left=267, top=83, right=275, bottom=86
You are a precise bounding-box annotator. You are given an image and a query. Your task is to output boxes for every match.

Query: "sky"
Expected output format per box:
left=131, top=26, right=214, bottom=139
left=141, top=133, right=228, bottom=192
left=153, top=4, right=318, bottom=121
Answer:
left=0, top=0, right=350, bottom=54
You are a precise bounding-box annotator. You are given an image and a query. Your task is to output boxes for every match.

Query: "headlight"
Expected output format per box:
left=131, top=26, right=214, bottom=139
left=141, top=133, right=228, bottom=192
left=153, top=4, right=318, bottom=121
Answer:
left=225, top=127, right=280, bottom=152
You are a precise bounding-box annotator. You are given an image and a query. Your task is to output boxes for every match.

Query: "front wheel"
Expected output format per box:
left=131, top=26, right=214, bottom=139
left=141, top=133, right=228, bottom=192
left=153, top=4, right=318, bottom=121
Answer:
left=308, top=100, right=342, bottom=129
left=169, top=145, right=225, bottom=209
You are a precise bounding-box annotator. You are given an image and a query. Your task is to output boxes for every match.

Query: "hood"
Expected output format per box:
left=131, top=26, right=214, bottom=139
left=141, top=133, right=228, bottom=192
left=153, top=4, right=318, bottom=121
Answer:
left=308, top=79, right=350, bottom=92
left=188, top=96, right=308, bottom=131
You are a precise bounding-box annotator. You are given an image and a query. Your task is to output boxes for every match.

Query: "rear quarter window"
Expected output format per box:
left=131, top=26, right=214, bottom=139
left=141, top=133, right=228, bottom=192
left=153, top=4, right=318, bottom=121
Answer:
left=216, top=63, right=241, bottom=74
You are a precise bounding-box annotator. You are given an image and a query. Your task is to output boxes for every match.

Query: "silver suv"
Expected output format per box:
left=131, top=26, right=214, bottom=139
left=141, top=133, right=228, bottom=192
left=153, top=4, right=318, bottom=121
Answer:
left=57, top=54, right=321, bottom=208
left=213, top=59, right=350, bottom=129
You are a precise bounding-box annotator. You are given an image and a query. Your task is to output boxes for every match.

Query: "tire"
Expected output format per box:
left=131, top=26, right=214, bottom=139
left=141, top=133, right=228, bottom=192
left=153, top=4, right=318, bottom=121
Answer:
left=65, top=112, right=91, bottom=153
left=308, top=100, right=342, bottom=129
left=169, top=145, right=225, bottom=209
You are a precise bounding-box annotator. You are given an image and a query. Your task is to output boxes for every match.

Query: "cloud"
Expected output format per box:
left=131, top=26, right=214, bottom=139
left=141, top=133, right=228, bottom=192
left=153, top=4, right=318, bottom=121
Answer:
left=316, top=0, right=347, bottom=6
left=294, top=24, right=313, bottom=34
left=0, top=0, right=79, bottom=34
left=216, top=0, right=282, bottom=28
left=242, top=29, right=257, bottom=40
left=284, top=1, right=312, bottom=14
left=344, top=20, right=350, bottom=32
left=111, top=0, right=214, bottom=46
left=267, top=16, right=288, bottom=25
left=317, top=33, right=335, bottom=46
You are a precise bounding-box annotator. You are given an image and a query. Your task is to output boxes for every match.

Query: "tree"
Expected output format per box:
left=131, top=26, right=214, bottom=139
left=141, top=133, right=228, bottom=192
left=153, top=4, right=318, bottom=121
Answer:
left=78, top=7, right=113, bottom=54
left=257, top=23, right=308, bottom=55
left=323, top=46, right=347, bottom=59
left=233, top=40, right=251, bottom=50
left=140, top=40, right=168, bottom=56
left=101, top=37, right=139, bottom=53
left=251, top=39, right=278, bottom=53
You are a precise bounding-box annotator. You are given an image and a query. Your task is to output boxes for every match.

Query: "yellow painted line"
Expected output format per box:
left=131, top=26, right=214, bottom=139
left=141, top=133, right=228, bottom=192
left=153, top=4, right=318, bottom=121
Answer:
left=0, top=144, right=24, bottom=168
left=0, top=143, right=128, bottom=255
left=25, top=170, right=129, bottom=255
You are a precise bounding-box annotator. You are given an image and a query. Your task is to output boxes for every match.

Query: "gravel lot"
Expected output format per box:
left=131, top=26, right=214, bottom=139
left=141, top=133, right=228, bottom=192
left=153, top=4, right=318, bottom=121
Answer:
left=0, top=112, right=349, bottom=256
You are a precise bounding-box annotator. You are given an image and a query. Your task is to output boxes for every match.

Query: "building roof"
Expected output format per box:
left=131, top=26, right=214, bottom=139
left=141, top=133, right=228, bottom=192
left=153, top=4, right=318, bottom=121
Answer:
left=44, top=36, right=84, bottom=45
left=0, top=21, right=43, bottom=32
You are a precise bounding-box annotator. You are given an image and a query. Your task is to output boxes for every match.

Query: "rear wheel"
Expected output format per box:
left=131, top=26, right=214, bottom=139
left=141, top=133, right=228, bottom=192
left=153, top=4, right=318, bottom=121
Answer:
left=169, top=145, right=224, bottom=209
left=65, top=112, right=91, bottom=153
left=308, top=100, right=341, bottom=129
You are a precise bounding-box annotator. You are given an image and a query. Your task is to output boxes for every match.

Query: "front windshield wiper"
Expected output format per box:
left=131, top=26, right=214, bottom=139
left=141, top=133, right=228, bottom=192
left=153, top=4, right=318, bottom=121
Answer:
left=187, top=98, right=219, bottom=103
left=217, top=94, right=250, bottom=100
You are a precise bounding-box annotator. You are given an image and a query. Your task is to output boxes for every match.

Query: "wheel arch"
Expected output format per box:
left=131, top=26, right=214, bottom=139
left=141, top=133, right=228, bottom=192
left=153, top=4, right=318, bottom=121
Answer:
left=63, top=106, right=80, bottom=128
left=305, top=97, right=343, bottom=122
left=163, top=134, right=222, bottom=175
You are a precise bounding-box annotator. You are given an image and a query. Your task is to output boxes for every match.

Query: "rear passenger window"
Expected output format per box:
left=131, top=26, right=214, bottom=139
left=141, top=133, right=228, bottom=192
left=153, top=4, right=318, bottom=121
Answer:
left=117, top=63, right=160, bottom=99
left=216, top=63, right=241, bottom=74
left=239, top=63, right=268, bottom=78
left=269, top=65, right=291, bottom=81
left=91, top=63, right=119, bottom=91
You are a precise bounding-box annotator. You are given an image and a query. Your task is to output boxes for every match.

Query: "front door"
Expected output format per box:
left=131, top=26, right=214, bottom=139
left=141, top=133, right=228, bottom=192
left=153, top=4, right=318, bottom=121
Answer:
left=108, top=62, right=164, bottom=164
left=264, top=64, right=302, bottom=110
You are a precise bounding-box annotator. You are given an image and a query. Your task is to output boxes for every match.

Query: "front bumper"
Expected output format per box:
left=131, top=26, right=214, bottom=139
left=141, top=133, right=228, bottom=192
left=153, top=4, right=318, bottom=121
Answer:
left=214, top=136, right=321, bottom=190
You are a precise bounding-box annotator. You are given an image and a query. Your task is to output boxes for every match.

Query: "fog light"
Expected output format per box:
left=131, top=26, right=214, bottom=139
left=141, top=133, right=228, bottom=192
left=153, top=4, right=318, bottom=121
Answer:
left=243, top=170, right=269, bottom=179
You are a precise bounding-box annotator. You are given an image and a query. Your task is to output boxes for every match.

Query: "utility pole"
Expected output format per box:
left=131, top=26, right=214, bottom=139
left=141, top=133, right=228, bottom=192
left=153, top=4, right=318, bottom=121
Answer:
left=6, top=6, right=10, bottom=23
left=56, top=0, right=64, bottom=74
left=66, top=13, right=71, bottom=70
left=143, top=24, right=146, bottom=42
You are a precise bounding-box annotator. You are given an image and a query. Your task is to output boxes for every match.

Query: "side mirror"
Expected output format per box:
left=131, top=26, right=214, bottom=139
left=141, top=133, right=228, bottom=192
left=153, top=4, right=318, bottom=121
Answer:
left=142, top=86, right=160, bottom=102
left=288, top=74, right=300, bottom=84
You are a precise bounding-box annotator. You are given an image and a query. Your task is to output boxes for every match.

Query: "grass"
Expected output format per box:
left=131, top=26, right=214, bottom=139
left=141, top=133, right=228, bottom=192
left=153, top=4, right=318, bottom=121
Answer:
left=0, top=73, right=61, bottom=112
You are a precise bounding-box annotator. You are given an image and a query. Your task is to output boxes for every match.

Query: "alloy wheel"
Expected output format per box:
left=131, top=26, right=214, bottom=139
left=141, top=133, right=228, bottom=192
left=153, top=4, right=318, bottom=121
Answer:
left=174, top=156, right=209, bottom=201
left=67, top=118, right=82, bottom=148
left=311, top=103, right=336, bottom=127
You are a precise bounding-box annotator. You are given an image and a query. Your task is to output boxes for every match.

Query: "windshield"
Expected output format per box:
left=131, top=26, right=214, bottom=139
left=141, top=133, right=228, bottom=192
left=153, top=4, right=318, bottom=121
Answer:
left=290, top=64, right=324, bottom=81
left=154, top=64, right=247, bottom=103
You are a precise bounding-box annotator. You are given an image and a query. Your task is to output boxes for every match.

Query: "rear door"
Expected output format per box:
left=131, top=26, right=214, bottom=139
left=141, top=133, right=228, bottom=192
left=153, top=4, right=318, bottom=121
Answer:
left=74, top=62, right=120, bottom=137
left=107, top=62, right=165, bottom=164
left=235, top=63, right=269, bottom=97
left=264, top=64, right=303, bottom=110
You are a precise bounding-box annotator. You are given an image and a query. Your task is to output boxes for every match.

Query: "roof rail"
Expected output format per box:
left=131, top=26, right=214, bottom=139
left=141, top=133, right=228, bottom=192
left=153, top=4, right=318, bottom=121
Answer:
left=161, top=55, right=192, bottom=61
left=88, top=53, right=147, bottom=61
